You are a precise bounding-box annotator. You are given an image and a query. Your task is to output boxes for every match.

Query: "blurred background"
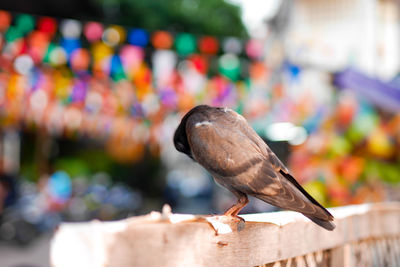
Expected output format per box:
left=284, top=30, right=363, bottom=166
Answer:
left=0, top=0, right=399, bottom=265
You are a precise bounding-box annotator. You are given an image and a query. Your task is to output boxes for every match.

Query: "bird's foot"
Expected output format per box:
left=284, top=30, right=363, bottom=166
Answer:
left=223, top=215, right=246, bottom=232
left=231, top=215, right=245, bottom=223
left=200, top=214, right=246, bottom=235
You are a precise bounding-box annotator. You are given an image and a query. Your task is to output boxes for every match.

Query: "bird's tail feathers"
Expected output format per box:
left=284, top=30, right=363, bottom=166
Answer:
left=279, top=170, right=334, bottom=220
left=304, top=214, right=336, bottom=231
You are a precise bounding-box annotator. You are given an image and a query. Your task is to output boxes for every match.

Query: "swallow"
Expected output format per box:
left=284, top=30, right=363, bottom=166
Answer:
left=173, top=105, right=335, bottom=231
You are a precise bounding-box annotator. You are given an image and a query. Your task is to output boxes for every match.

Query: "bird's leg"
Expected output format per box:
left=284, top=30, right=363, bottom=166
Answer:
left=223, top=194, right=249, bottom=221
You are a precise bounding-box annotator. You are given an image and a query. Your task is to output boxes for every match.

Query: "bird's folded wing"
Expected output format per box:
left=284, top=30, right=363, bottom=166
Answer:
left=187, top=112, right=333, bottom=221
left=251, top=167, right=333, bottom=221
left=186, top=114, right=266, bottom=179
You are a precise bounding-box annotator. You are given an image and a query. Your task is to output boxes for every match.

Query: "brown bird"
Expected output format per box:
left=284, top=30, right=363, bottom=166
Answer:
left=173, top=105, right=335, bottom=231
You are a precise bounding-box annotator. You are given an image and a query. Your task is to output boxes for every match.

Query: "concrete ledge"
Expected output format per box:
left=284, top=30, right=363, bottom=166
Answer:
left=50, top=202, right=400, bottom=267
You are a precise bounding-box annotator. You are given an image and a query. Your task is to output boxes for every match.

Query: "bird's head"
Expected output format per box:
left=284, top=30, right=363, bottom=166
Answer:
left=173, top=117, right=194, bottom=160
left=173, top=105, right=211, bottom=160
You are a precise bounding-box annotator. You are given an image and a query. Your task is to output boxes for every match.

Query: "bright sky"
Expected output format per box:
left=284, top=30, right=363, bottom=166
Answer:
left=227, top=0, right=282, bottom=36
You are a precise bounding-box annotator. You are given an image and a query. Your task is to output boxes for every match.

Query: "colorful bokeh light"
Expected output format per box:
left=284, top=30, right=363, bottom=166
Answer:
left=151, top=31, right=173, bottom=49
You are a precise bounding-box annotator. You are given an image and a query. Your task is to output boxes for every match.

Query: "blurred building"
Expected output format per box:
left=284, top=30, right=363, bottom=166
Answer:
left=285, top=0, right=400, bottom=79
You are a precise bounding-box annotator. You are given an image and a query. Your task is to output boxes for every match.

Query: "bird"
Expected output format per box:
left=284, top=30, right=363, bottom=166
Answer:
left=173, top=105, right=335, bottom=231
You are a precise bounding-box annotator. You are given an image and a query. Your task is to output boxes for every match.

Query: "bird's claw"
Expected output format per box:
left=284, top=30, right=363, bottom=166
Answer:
left=224, top=215, right=246, bottom=231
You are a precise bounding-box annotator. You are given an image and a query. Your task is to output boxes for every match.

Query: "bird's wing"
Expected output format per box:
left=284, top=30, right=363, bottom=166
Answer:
left=251, top=163, right=333, bottom=221
left=186, top=109, right=266, bottom=181
left=186, top=109, right=333, bottom=221
left=255, top=145, right=333, bottom=221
